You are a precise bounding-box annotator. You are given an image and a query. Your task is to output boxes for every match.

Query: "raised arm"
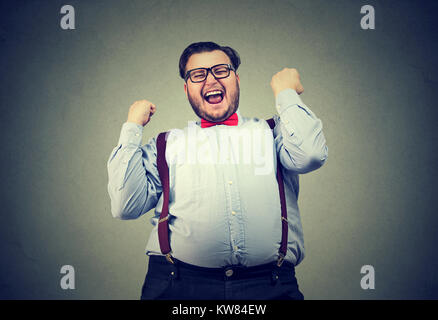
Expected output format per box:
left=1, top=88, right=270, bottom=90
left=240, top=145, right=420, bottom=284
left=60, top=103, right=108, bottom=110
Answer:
left=270, top=68, right=328, bottom=173
left=107, top=100, right=162, bottom=219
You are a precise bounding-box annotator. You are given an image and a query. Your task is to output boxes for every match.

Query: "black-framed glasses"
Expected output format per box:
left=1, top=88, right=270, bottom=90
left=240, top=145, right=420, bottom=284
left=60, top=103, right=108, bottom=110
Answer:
left=185, top=64, right=235, bottom=83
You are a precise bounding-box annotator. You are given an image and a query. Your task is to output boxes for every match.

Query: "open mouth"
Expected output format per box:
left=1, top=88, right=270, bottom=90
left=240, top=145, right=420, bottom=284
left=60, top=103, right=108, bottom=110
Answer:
left=203, top=89, right=224, bottom=104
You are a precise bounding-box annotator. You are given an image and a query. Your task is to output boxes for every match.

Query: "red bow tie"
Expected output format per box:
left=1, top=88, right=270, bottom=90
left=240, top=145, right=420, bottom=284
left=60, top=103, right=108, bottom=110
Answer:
left=201, top=113, right=239, bottom=128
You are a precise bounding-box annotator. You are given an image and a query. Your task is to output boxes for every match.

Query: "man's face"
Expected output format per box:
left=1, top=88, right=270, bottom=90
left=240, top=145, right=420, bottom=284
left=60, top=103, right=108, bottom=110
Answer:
left=184, top=50, right=240, bottom=122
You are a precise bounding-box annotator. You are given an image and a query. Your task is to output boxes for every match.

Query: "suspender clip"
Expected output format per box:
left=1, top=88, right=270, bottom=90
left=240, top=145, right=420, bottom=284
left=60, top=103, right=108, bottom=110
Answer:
left=158, top=216, right=169, bottom=224
left=165, top=253, right=175, bottom=264
left=277, top=253, right=285, bottom=267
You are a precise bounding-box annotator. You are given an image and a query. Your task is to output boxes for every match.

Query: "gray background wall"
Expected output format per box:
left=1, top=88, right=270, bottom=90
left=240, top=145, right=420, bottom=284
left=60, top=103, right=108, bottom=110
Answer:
left=1, top=0, right=437, bottom=299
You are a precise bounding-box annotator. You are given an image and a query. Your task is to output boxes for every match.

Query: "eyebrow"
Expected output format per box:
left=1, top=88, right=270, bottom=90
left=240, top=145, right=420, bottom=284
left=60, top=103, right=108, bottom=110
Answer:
left=187, top=62, right=230, bottom=69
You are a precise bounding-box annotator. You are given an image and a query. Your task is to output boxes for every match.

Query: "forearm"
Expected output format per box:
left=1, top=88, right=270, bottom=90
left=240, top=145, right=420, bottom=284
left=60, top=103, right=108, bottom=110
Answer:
left=275, top=89, right=328, bottom=173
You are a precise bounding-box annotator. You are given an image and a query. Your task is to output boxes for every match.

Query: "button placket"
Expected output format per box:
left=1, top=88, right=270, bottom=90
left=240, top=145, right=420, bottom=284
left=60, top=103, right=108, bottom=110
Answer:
left=224, top=131, right=245, bottom=262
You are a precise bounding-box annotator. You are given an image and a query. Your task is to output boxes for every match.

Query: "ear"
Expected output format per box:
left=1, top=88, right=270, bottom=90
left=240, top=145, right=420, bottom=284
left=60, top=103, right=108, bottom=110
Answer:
left=236, top=72, right=240, bottom=85
left=184, top=82, right=188, bottom=98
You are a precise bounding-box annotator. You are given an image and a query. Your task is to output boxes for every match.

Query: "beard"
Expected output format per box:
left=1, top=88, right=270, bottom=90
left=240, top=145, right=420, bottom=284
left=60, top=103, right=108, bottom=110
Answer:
left=187, top=79, right=240, bottom=122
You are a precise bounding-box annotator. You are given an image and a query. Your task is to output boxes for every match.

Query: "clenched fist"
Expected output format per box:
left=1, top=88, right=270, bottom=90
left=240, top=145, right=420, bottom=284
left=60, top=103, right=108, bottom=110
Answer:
left=127, top=100, right=156, bottom=126
left=270, top=68, right=304, bottom=97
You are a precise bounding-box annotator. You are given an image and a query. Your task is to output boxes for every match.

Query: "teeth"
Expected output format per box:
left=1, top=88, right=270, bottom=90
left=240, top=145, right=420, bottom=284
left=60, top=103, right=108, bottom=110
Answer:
left=205, top=90, right=222, bottom=97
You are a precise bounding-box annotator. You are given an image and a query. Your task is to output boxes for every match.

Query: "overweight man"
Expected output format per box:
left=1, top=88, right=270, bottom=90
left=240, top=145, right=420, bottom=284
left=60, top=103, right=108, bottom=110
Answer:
left=107, top=41, right=328, bottom=300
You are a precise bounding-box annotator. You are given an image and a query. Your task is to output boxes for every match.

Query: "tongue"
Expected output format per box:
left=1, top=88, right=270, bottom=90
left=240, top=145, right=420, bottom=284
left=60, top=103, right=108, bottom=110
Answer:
left=207, top=94, right=223, bottom=104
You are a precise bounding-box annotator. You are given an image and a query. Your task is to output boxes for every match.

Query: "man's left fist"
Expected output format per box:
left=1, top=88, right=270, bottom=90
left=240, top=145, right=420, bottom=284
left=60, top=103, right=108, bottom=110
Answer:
left=270, top=68, right=304, bottom=97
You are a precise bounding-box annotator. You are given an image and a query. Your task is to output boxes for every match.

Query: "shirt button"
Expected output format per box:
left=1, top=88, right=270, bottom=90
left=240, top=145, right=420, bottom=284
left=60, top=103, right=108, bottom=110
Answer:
left=225, top=269, right=233, bottom=277
left=231, top=211, right=236, bottom=215
left=233, top=245, right=238, bottom=251
left=135, top=133, right=140, bottom=137
left=228, top=180, right=233, bottom=185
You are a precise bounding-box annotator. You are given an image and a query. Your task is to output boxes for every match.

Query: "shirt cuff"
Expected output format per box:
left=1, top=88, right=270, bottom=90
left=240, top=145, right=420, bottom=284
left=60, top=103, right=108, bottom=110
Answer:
left=117, top=121, right=144, bottom=146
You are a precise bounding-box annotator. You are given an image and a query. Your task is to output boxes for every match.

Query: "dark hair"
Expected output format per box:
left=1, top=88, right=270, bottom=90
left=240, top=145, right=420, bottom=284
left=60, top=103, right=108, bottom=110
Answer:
left=178, top=42, right=241, bottom=79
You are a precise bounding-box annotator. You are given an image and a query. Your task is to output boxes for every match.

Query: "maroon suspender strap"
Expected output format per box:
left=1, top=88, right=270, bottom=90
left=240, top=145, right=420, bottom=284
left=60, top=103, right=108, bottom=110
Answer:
left=156, top=131, right=174, bottom=264
left=266, top=118, right=288, bottom=267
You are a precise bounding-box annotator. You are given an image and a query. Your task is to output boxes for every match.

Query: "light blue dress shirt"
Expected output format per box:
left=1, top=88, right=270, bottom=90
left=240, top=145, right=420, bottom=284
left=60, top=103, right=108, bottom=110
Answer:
left=107, top=89, right=328, bottom=268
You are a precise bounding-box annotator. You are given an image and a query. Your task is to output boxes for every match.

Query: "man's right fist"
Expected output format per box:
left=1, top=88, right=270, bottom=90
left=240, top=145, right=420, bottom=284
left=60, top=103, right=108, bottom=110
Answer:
left=127, top=100, right=156, bottom=126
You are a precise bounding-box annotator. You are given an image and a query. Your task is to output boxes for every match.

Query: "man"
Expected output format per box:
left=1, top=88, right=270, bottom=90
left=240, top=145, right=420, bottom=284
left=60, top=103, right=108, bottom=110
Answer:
left=107, top=42, right=328, bottom=300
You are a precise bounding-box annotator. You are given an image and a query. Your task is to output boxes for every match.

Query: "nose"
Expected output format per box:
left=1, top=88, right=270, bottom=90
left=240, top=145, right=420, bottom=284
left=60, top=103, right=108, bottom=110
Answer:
left=205, top=70, right=218, bottom=84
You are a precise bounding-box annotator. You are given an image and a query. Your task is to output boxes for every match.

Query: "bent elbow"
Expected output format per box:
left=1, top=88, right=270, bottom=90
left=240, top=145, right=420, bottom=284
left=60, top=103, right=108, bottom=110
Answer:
left=108, top=184, right=143, bottom=220
left=282, top=145, right=328, bottom=174
left=111, top=205, right=128, bottom=220
left=111, top=198, right=140, bottom=220
left=111, top=202, right=142, bottom=220
left=300, top=145, right=328, bottom=173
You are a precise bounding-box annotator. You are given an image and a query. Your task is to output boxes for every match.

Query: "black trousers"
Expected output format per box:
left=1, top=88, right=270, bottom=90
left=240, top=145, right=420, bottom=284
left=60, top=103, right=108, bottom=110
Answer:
left=140, top=256, right=304, bottom=300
